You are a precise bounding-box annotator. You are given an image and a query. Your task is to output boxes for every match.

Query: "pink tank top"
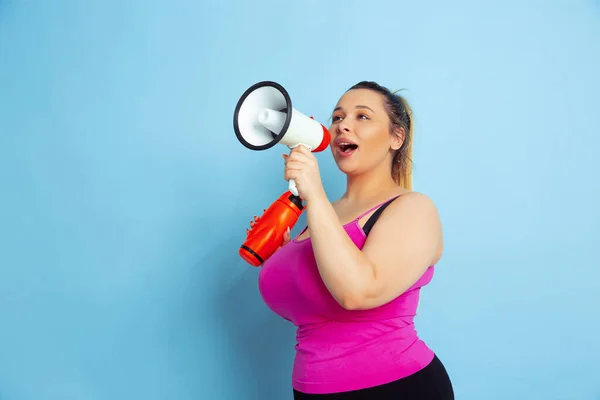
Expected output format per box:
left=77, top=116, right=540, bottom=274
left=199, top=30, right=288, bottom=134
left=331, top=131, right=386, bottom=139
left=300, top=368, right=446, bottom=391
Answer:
left=257, top=196, right=435, bottom=394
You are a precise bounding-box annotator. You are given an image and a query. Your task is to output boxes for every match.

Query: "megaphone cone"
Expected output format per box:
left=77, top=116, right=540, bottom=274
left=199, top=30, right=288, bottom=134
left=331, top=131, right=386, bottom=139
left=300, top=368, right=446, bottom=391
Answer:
left=233, top=81, right=331, bottom=196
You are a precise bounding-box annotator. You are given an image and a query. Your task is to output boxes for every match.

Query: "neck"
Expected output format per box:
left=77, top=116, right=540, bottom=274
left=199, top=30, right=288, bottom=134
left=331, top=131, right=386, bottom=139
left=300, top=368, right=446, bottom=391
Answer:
left=343, top=163, right=399, bottom=203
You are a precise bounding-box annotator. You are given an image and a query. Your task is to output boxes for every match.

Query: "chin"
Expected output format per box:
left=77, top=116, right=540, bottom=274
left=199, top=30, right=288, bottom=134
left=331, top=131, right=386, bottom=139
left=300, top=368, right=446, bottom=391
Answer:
left=334, top=158, right=360, bottom=175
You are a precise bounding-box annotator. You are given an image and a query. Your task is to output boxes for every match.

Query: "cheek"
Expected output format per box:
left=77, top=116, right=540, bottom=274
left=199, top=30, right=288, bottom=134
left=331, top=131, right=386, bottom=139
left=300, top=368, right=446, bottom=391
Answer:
left=361, top=128, right=390, bottom=151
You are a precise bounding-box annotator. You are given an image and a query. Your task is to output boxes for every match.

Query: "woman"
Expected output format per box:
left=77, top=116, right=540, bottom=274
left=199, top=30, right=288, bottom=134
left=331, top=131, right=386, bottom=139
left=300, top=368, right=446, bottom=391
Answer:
left=255, top=81, right=454, bottom=399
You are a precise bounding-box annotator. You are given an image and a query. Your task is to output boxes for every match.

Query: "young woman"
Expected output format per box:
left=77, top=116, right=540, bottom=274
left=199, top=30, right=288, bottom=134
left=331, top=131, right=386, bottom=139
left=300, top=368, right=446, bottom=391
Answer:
left=256, top=81, right=454, bottom=399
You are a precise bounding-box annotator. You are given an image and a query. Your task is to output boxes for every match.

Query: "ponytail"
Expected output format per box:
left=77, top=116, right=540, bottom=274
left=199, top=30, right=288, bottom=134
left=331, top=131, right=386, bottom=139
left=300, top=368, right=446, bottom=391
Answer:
left=392, top=94, right=413, bottom=190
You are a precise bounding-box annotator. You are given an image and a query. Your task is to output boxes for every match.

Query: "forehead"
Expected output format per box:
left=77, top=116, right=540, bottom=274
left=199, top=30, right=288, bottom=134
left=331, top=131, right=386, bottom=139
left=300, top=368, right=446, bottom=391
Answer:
left=334, top=88, right=385, bottom=111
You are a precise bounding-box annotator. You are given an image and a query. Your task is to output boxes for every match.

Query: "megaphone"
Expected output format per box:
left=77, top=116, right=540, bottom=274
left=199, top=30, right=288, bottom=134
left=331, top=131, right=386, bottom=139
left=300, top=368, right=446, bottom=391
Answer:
left=233, top=80, right=331, bottom=197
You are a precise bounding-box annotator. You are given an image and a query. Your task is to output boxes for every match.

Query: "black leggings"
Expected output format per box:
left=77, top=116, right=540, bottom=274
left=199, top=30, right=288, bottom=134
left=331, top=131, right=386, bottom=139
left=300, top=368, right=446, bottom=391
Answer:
left=293, top=354, right=454, bottom=400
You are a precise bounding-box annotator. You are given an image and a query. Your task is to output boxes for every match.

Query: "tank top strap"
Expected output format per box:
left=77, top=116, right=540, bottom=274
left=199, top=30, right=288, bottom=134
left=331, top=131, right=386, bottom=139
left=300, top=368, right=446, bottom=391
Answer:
left=355, top=195, right=402, bottom=221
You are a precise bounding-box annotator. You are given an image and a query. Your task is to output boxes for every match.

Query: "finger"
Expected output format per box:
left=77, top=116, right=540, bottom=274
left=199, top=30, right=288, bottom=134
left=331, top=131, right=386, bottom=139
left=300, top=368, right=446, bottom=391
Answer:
left=296, top=145, right=311, bottom=154
left=284, top=170, right=299, bottom=182
left=295, top=145, right=314, bottom=156
left=292, top=144, right=310, bottom=152
left=284, top=160, right=304, bottom=171
left=287, top=149, right=310, bottom=162
left=288, top=151, right=316, bottom=167
left=283, top=168, right=298, bottom=181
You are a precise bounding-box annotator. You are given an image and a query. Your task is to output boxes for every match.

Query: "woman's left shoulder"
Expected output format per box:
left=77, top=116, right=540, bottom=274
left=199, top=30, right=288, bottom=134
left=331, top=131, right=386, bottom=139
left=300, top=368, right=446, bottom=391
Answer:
left=393, top=190, right=440, bottom=213
left=379, top=191, right=443, bottom=232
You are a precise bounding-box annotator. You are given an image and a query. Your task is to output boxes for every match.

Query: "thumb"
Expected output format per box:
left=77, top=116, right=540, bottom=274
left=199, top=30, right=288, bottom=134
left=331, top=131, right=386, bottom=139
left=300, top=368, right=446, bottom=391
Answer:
left=276, top=227, right=291, bottom=251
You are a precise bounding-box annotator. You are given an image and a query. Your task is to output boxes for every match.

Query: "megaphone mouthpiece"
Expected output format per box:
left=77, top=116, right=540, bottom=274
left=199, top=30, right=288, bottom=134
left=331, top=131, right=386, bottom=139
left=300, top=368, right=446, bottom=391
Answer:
left=257, top=108, right=286, bottom=135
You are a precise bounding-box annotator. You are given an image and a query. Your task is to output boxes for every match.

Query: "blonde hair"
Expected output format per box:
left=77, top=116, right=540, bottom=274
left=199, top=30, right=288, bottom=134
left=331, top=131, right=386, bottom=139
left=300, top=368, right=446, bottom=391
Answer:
left=347, top=81, right=414, bottom=190
left=391, top=94, right=413, bottom=190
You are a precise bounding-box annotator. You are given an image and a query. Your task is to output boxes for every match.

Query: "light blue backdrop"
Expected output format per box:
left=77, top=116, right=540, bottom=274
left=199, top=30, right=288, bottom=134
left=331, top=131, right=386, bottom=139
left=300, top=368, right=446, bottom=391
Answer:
left=1, top=1, right=599, bottom=399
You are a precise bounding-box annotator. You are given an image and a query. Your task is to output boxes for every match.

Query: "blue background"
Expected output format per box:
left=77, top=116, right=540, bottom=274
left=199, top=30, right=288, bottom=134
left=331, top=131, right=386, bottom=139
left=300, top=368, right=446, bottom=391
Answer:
left=1, top=1, right=599, bottom=399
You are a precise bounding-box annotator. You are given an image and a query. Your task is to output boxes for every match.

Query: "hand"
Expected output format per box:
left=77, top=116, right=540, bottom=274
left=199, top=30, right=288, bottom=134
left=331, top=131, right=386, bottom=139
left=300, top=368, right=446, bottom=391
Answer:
left=283, top=145, right=325, bottom=202
left=280, top=226, right=292, bottom=249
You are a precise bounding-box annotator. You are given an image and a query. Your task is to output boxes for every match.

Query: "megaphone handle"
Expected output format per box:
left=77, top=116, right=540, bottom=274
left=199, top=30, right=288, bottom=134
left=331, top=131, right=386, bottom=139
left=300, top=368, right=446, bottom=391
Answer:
left=287, top=143, right=312, bottom=198
left=289, top=179, right=299, bottom=197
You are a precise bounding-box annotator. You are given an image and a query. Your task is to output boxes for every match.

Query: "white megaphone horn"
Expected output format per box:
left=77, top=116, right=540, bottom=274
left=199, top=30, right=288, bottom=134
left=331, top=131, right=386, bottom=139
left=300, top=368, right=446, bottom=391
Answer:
left=233, top=81, right=331, bottom=197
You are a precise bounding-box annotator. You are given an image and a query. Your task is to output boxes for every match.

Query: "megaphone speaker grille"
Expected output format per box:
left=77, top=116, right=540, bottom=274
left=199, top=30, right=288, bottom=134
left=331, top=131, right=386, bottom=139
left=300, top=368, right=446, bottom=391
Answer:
left=233, top=81, right=293, bottom=151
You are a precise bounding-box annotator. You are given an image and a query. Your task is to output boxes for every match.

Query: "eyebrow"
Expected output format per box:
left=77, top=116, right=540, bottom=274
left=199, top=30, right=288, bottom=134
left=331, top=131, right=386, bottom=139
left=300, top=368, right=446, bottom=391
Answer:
left=333, top=105, right=375, bottom=113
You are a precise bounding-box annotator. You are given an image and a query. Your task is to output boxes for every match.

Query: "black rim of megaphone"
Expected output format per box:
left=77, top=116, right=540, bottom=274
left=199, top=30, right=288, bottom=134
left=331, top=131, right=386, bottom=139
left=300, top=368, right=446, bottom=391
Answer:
left=233, top=81, right=293, bottom=151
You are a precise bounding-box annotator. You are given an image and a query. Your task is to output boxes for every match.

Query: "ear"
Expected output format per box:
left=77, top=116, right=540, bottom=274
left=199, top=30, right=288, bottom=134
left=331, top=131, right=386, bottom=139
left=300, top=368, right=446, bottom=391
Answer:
left=391, top=127, right=405, bottom=151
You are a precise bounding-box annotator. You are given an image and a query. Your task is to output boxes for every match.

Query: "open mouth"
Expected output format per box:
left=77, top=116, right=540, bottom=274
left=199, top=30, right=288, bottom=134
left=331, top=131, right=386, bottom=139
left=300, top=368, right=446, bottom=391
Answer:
left=338, top=142, right=358, bottom=154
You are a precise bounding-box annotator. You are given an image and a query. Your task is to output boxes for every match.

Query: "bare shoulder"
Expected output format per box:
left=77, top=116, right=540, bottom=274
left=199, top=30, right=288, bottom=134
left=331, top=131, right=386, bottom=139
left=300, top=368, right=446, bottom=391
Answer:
left=391, top=191, right=443, bottom=258
left=362, top=190, right=443, bottom=272
left=397, top=190, right=438, bottom=206
left=353, top=191, right=444, bottom=308
left=380, top=191, right=442, bottom=225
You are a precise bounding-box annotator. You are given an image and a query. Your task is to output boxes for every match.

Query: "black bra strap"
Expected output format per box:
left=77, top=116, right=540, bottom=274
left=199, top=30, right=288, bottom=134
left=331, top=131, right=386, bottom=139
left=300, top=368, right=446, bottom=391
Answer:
left=362, top=196, right=401, bottom=236
left=298, top=195, right=401, bottom=238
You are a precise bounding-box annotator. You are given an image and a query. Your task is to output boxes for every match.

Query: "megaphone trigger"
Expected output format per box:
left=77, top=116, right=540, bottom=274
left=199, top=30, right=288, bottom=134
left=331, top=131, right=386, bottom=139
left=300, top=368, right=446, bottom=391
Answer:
left=288, top=143, right=312, bottom=151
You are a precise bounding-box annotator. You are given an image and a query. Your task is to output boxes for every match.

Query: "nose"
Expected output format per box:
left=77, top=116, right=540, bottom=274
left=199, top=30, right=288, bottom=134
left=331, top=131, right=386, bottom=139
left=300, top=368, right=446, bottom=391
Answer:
left=336, top=118, right=351, bottom=134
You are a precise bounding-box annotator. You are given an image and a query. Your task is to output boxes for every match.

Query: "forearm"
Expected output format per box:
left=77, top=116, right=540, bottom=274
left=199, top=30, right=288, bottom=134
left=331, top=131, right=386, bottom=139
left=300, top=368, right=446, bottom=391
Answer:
left=305, top=192, right=378, bottom=309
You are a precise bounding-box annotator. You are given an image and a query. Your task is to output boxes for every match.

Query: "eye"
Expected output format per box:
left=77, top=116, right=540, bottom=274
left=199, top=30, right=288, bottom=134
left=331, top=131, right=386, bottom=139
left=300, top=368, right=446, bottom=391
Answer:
left=357, top=114, right=369, bottom=120
left=332, top=115, right=343, bottom=122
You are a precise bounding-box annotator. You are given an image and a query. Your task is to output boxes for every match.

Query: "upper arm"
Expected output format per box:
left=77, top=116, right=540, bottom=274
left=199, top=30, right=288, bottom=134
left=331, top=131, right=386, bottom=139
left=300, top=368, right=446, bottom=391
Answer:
left=357, top=192, right=443, bottom=309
